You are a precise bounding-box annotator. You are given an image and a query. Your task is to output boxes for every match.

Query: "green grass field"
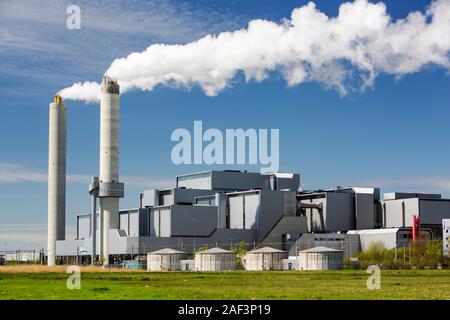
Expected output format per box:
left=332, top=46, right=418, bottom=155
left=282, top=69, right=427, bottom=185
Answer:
left=1, top=269, right=449, bottom=300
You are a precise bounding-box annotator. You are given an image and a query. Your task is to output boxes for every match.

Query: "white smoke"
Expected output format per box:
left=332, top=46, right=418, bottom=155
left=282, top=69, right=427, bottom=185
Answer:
left=57, top=81, right=100, bottom=103
left=58, top=0, right=450, bottom=102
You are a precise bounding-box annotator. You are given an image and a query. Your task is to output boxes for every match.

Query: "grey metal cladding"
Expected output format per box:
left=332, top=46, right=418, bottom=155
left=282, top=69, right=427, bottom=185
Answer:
left=171, top=205, right=218, bottom=236
left=159, top=207, right=171, bottom=237
left=275, top=174, right=300, bottom=191
left=259, top=190, right=287, bottom=239
left=355, top=193, right=375, bottom=230
left=213, top=171, right=270, bottom=191
left=141, top=189, right=159, bottom=207
left=418, top=200, right=450, bottom=224
left=98, top=182, right=124, bottom=198
left=77, top=215, right=90, bottom=239
left=325, top=192, right=354, bottom=232
left=229, top=194, right=245, bottom=229
left=119, top=213, right=129, bottom=235
left=177, top=172, right=212, bottom=189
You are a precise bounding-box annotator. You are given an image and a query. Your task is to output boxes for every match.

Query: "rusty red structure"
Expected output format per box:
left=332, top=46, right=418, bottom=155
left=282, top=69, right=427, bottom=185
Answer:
left=412, top=215, right=420, bottom=241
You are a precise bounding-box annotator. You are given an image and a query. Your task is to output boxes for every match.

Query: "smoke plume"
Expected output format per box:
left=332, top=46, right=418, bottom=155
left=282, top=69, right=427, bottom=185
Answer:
left=58, top=0, right=450, bottom=102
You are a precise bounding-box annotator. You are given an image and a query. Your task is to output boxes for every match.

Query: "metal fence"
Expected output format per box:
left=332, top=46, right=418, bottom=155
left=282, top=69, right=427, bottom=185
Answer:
left=6, top=239, right=446, bottom=269
left=0, top=249, right=44, bottom=264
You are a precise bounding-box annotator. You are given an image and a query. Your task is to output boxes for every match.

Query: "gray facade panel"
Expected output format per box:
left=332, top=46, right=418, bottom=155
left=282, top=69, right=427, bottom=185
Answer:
left=171, top=205, right=217, bottom=236
left=384, top=198, right=419, bottom=228
left=119, top=213, right=129, bottom=235
left=245, top=193, right=260, bottom=230
left=129, top=211, right=139, bottom=237
left=229, top=195, right=244, bottom=229
left=77, top=215, right=90, bottom=240
left=259, top=190, right=286, bottom=239
left=212, top=171, right=268, bottom=191
left=159, top=208, right=171, bottom=237
left=355, top=193, right=375, bottom=230
left=326, top=193, right=354, bottom=232
left=177, top=172, right=212, bottom=189
left=419, top=200, right=450, bottom=225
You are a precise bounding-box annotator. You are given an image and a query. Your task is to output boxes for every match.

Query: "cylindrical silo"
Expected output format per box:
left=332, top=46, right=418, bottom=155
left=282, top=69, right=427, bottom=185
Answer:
left=299, top=246, right=343, bottom=270
left=195, top=247, right=236, bottom=272
left=98, top=76, right=123, bottom=266
left=243, top=247, right=287, bottom=271
left=47, top=95, right=67, bottom=266
left=147, top=248, right=187, bottom=271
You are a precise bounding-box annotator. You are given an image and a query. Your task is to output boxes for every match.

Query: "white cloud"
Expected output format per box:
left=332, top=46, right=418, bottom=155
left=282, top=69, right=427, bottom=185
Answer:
left=60, top=0, right=450, bottom=102
left=0, top=163, right=47, bottom=183
left=0, top=224, right=76, bottom=250
left=0, top=162, right=173, bottom=189
left=355, top=176, right=450, bottom=195
left=0, top=0, right=244, bottom=91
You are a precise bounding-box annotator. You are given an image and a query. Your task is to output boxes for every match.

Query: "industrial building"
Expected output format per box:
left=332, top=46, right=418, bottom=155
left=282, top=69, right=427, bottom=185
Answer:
left=381, top=192, right=450, bottom=236
left=347, top=228, right=432, bottom=251
left=47, top=76, right=450, bottom=267
left=54, top=167, right=450, bottom=265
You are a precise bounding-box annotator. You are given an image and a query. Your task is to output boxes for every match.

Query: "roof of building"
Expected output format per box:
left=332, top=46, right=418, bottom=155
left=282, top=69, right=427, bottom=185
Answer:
left=300, top=246, right=342, bottom=253
left=196, top=247, right=233, bottom=254
left=347, top=228, right=400, bottom=235
left=148, top=248, right=186, bottom=255
left=246, top=246, right=286, bottom=254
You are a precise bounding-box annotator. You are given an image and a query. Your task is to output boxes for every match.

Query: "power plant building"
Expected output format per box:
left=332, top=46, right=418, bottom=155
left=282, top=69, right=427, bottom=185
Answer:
left=47, top=77, right=450, bottom=266
left=53, top=169, right=450, bottom=264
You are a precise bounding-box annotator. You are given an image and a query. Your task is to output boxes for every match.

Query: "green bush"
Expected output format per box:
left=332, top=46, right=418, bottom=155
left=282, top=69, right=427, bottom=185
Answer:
left=230, top=241, right=248, bottom=270
left=346, top=240, right=448, bottom=270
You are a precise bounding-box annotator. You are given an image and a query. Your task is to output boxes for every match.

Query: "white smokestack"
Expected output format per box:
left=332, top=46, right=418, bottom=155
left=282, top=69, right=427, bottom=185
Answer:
left=47, top=95, right=66, bottom=266
left=98, top=76, right=123, bottom=266
left=58, top=0, right=450, bottom=102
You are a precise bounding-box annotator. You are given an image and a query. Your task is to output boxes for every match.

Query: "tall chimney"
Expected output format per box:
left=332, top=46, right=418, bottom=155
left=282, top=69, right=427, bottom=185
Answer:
left=47, top=95, right=67, bottom=266
left=98, top=76, right=124, bottom=266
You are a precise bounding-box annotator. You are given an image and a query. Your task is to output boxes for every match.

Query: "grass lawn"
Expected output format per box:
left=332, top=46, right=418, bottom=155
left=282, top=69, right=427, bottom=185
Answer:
left=0, top=269, right=449, bottom=300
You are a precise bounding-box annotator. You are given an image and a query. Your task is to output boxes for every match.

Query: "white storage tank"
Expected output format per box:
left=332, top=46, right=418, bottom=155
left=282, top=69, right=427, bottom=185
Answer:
left=243, top=247, right=288, bottom=271
left=180, top=259, right=195, bottom=272
left=147, top=248, right=187, bottom=271
left=299, top=246, right=343, bottom=270
left=195, top=247, right=236, bottom=271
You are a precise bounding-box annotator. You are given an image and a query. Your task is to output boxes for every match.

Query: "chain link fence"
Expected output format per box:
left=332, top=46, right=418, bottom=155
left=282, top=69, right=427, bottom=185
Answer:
left=8, top=239, right=447, bottom=270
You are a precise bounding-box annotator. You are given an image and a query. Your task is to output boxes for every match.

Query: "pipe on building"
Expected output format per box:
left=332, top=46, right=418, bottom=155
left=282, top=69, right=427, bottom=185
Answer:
left=297, top=202, right=323, bottom=216
left=47, top=95, right=67, bottom=266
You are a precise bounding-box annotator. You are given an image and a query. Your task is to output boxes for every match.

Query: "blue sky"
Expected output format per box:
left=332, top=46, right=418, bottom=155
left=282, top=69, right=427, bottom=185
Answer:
left=0, top=0, right=449, bottom=250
